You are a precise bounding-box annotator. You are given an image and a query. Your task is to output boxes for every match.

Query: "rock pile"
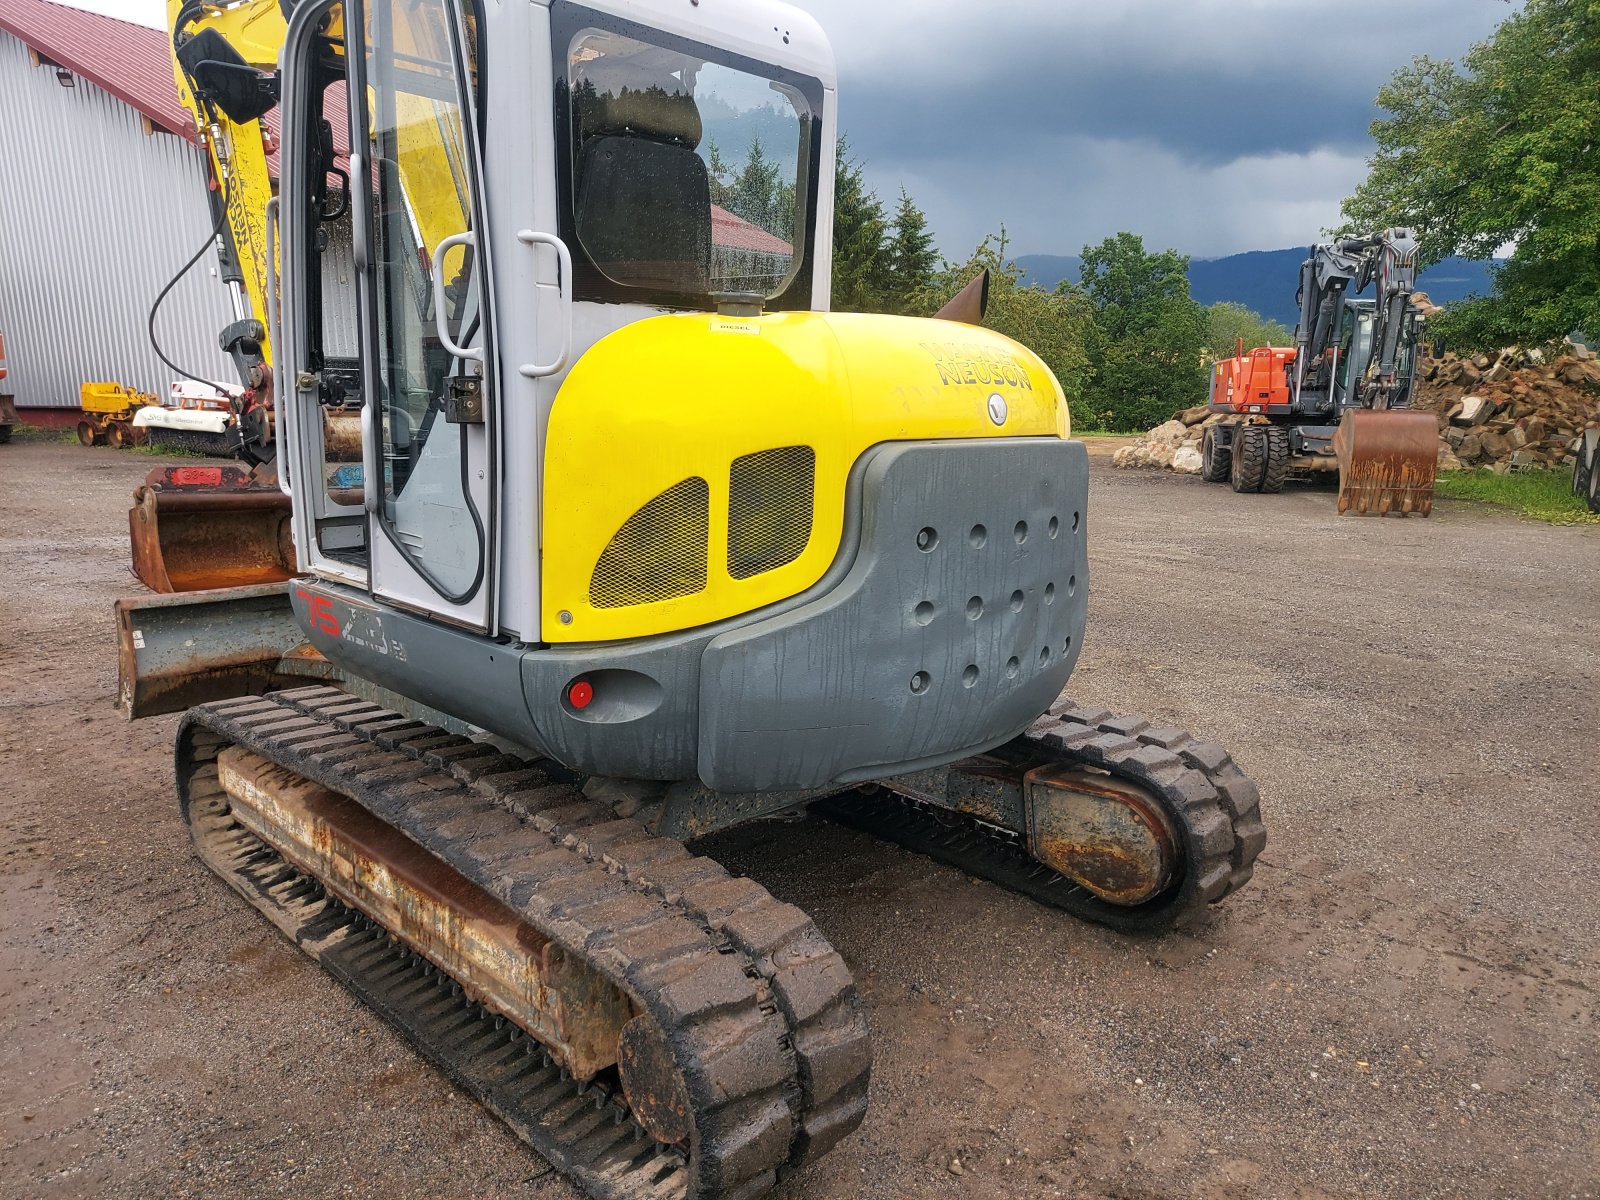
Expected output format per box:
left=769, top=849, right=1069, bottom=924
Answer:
left=1414, top=344, right=1600, bottom=472
left=1110, top=339, right=1600, bottom=475
left=1110, top=410, right=1223, bottom=474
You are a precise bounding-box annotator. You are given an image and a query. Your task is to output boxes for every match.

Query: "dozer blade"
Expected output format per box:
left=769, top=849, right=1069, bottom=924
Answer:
left=1332, top=408, right=1439, bottom=516
left=128, top=464, right=296, bottom=592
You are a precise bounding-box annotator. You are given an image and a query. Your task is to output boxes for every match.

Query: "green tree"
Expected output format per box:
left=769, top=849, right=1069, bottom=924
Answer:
left=916, top=231, right=1095, bottom=427
left=1341, top=0, right=1600, bottom=345
left=706, top=140, right=732, bottom=209
left=831, top=138, right=894, bottom=312
left=1072, top=232, right=1208, bottom=431
left=1203, top=301, right=1293, bottom=358
left=886, top=189, right=940, bottom=311
left=729, top=138, right=781, bottom=231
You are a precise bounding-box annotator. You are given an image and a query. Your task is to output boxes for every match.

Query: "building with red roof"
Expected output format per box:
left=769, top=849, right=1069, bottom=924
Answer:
left=0, top=0, right=235, bottom=414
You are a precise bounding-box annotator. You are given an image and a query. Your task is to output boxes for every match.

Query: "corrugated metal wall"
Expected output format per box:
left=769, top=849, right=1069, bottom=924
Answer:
left=0, top=30, right=237, bottom=408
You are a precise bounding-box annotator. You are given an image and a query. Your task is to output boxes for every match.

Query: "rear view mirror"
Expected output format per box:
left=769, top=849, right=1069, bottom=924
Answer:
left=177, top=28, right=280, bottom=124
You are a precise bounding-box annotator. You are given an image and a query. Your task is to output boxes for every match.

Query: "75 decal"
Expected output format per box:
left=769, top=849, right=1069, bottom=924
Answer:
left=296, top=587, right=342, bottom=637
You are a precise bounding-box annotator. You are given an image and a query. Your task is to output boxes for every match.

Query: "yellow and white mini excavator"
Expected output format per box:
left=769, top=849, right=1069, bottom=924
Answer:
left=117, top=2, right=1267, bottom=1196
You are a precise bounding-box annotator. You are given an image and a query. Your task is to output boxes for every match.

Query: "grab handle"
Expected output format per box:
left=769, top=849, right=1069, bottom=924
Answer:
left=430, top=231, right=483, bottom=363
left=515, top=229, right=574, bottom=378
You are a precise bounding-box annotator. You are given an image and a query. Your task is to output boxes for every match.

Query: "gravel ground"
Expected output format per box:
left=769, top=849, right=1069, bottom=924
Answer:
left=2, top=439, right=1597, bottom=1200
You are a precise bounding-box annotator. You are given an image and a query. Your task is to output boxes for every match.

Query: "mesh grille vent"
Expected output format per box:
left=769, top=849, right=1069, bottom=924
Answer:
left=589, top=477, right=709, bottom=608
left=728, top=446, right=816, bottom=580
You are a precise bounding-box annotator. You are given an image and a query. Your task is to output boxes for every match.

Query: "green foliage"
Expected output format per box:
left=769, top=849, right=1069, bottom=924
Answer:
left=707, top=138, right=796, bottom=239
left=886, top=189, right=940, bottom=310
left=915, top=232, right=1095, bottom=423
left=1434, top=466, right=1600, bottom=525
left=831, top=138, right=895, bottom=312
left=1203, top=301, right=1293, bottom=357
left=133, top=441, right=206, bottom=458
left=1070, top=233, right=1208, bottom=432
left=826, top=154, right=1211, bottom=436
left=1341, top=0, right=1600, bottom=343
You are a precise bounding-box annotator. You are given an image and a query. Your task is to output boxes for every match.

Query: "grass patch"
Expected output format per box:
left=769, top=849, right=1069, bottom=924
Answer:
left=1435, top=467, right=1600, bottom=525
left=1, top=423, right=75, bottom=443
left=133, top=441, right=206, bottom=459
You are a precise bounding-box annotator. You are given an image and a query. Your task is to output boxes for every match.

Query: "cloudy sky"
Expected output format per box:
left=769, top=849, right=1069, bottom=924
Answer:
left=787, top=0, right=1513, bottom=258
left=74, top=0, right=1511, bottom=258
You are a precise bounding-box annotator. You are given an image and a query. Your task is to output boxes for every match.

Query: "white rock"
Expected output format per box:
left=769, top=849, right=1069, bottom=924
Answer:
left=1149, top=420, right=1188, bottom=445
left=1171, top=445, right=1203, bottom=474
left=1455, top=395, right=1495, bottom=426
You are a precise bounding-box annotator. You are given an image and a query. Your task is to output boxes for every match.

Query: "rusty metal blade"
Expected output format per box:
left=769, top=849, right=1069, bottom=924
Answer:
left=129, top=464, right=296, bottom=592
left=1332, top=408, right=1438, bottom=517
left=934, top=269, right=990, bottom=325
left=114, top=583, right=334, bottom=718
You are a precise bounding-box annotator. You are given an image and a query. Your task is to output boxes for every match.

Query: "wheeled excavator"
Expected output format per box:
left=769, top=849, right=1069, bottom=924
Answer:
left=116, top=2, right=1267, bottom=1196
left=1200, top=229, right=1439, bottom=514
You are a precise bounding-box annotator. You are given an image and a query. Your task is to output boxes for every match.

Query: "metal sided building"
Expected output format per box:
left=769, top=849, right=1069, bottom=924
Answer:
left=0, top=0, right=235, bottom=420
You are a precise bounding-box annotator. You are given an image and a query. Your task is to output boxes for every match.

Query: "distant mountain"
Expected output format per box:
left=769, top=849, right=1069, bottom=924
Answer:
left=1015, top=248, right=1498, bottom=328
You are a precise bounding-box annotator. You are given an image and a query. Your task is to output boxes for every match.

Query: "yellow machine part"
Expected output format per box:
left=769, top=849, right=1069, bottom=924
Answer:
left=80, top=382, right=157, bottom=415
left=166, top=0, right=308, bottom=371
left=385, top=6, right=472, bottom=263
left=541, top=311, right=1070, bottom=643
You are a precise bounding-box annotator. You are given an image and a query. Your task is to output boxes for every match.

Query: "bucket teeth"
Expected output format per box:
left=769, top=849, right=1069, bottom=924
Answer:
left=1332, top=408, right=1438, bottom=517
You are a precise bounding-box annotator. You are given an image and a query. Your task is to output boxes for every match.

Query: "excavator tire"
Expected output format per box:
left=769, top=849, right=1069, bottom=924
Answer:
left=1229, top=424, right=1267, bottom=493
left=1200, top=426, right=1231, bottom=483
left=175, top=686, right=871, bottom=1200
left=76, top=419, right=100, bottom=447
left=1259, top=426, right=1291, bottom=494
left=1574, top=429, right=1600, bottom=514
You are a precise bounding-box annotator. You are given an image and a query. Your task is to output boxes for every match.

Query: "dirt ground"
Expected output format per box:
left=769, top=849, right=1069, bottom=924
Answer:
left=2, top=438, right=1597, bottom=1200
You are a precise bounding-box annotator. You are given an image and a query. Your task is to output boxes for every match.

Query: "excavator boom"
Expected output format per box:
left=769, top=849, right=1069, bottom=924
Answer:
left=132, top=1, right=334, bottom=592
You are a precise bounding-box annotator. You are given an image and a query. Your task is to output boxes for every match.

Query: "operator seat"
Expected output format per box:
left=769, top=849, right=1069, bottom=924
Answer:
left=572, top=76, right=712, bottom=291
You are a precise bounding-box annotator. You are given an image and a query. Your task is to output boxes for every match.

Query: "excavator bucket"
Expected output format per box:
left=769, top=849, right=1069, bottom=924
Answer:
left=1332, top=408, right=1439, bottom=516
left=128, top=465, right=296, bottom=592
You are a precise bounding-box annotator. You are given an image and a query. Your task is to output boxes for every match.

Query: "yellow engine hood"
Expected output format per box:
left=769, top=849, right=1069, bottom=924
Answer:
left=541, top=310, right=1070, bottom=643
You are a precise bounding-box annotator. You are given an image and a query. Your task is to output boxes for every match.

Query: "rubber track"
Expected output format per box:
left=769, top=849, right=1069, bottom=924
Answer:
left=821, top=701, right=1266, bottom=933
left=176, top=686, right=870, bottom=1200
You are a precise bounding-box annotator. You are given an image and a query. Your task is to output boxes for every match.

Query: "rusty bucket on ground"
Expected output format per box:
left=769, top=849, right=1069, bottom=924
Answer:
left=1332, top=408, right=1439, bottom=516
left=129, top=465, right=296, bottom=592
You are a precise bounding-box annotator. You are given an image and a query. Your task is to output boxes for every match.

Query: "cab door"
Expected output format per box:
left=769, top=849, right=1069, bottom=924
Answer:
left=349, top=0, right=498, bottom=630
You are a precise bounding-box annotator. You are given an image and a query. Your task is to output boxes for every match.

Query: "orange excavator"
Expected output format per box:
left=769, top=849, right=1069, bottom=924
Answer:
left=1199, top=229, right=1438, bottom=515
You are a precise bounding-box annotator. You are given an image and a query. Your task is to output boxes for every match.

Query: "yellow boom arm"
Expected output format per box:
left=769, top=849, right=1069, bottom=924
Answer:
left=168, top=0, right=291, bottom=375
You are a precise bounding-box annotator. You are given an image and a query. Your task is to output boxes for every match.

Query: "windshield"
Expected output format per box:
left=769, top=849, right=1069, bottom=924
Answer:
left=568, top=27, right=812, bottom=300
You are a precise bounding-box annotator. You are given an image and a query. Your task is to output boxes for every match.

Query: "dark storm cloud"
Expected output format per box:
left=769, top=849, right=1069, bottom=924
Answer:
left=788, top=0, right=1514, bottom=255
